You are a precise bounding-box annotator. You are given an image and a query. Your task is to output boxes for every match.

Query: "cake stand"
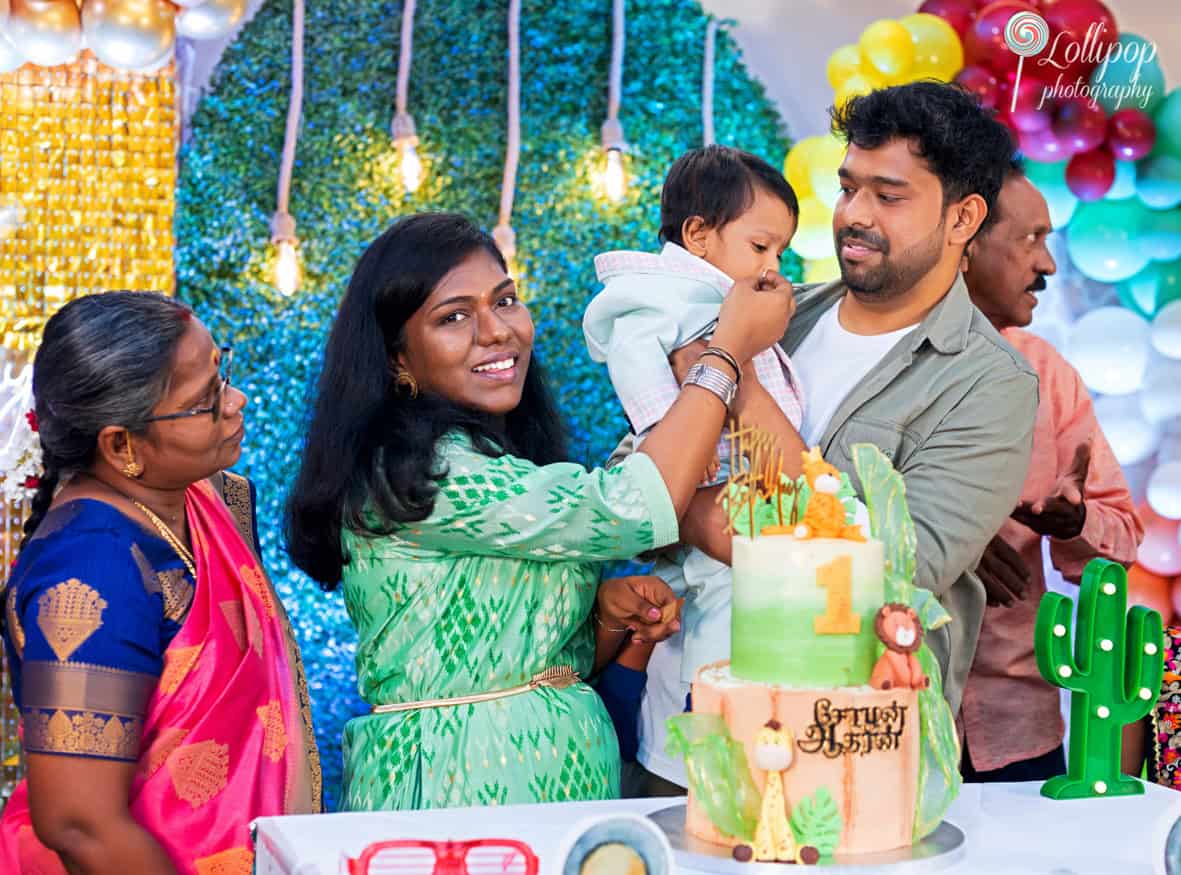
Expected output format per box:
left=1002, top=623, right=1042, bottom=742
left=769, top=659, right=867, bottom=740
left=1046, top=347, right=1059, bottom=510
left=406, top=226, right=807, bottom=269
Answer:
left=648, top=804, right=965, bottom=873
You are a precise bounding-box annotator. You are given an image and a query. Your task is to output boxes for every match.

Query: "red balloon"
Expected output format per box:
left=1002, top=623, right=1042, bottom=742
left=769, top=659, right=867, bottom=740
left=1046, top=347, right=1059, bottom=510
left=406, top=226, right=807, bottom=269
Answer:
left=1038, top=0, right=1118, bottom=83
left=956, top=64, right=1001, bottom=109
left=1107, top=108, right=1157, bottom=162
left=1066, top=147, right=1114, bottom=200
left=1000, top=77, right=1055, bottom=132
left=1018, top=125, right=1072, bottom=162
left=1052, top=99, right=1107, bottom=153
left=919, top=0, right=978, bottom=39
left=966, top=1, right=1049, bottom=77
left=1128, top=564, right=1173, bottom=622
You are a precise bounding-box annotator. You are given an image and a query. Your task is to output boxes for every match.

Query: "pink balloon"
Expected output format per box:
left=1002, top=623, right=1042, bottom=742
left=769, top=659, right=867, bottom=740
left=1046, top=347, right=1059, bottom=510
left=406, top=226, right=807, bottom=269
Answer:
left=1108, top=108, right=1157, bottom=162
left=1018, top=125, right=1073, bottom=162
left=1053, top=99, right=1108, bottom=154
left=1002, top=77, right=1055, bottom=133
left=966, top=0, right=1046, bottom=77
left=1141, top=505, right=1181, bottom=577
left=956, top=64, right=1001, bottom=110
left=919, top=0, right=978, bottom=38
left=1066, top=147, right=1115, bottom=201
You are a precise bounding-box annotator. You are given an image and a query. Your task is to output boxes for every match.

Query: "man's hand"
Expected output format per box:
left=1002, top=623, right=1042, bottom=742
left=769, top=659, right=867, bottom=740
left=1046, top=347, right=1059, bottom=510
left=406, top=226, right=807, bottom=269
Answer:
left=596, top=575, right=683, bottom=644
left=1011, top=441, right=1090, bottom=540
left=976, top=534, right=1033, bottom=607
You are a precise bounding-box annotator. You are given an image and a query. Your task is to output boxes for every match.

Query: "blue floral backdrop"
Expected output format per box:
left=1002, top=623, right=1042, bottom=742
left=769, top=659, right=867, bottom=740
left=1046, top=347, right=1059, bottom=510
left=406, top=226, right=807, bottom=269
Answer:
left=177, top=0, right=796, bottom=808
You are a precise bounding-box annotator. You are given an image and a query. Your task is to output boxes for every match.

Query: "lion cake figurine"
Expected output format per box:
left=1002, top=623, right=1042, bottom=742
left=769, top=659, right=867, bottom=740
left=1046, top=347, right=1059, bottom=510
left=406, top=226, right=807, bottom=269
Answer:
left=869, top=603, right=930, bottom=691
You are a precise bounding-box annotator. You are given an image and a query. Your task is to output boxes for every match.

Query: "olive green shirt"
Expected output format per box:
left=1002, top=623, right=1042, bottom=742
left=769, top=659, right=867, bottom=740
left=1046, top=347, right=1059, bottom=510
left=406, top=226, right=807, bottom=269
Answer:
left=611, top=274, right=1038, bottom=714
left=782, top=275, right=1038, bottom=713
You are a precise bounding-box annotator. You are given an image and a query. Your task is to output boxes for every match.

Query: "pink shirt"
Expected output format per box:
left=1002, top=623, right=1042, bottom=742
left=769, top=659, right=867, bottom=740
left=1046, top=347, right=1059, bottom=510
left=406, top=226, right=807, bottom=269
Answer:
left=959, top=328, right=1143, bottom=771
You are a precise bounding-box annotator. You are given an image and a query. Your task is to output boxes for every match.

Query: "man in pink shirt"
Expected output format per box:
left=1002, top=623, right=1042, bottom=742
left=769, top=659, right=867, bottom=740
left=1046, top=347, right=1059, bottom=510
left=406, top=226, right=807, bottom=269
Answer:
left=958, top=162, right=1144, bottom=781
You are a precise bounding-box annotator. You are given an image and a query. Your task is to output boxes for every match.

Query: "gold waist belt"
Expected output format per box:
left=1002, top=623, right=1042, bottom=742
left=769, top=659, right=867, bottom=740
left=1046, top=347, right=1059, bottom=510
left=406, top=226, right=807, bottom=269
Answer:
left=370, top=665, right=581, bottom=715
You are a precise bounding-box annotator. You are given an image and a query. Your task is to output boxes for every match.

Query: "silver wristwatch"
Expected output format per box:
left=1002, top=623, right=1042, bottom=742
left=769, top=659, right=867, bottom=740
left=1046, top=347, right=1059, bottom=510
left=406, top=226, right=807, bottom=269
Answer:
left=682, top=362, right=738, bottom=408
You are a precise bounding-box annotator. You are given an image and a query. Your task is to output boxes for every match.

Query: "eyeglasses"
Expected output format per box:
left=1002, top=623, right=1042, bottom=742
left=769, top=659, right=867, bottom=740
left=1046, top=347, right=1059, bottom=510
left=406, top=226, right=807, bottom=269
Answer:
left=144, top=346, right=233, bottom=423
left=345, top=839, right=539, bottom=875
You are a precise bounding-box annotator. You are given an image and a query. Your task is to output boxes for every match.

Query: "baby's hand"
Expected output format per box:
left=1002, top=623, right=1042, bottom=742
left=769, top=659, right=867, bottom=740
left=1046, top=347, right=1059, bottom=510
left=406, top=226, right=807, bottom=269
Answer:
left=702, top=453, right=721, bottom=486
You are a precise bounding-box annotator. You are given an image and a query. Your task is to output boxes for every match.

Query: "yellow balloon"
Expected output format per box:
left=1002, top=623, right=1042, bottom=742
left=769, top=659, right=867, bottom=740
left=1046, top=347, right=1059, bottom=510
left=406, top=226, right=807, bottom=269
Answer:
left=826, top=44, right=862, bottom=91
left=834, top=73, right=877, bottom=108
left=784, top=137, right=820, bottom=201
left=804, top=256, right=842, bottom=284
left=808, top=134, right=847, bottom=210
left=901, top=12, right=963, bottom=82
left=858, top=19, right=914, bottom=81
left=791, top=196, right=835, bottom=261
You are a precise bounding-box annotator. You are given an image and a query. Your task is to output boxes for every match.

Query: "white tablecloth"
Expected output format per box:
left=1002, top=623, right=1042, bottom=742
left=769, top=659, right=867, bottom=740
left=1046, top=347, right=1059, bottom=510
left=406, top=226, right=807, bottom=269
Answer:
left=253, top=781, right=1181, bottom=875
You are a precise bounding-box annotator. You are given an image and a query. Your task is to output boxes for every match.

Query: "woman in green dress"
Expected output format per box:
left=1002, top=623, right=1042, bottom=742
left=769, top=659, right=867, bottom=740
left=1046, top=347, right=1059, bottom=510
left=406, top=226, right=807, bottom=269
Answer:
left=286, top=212, right=792, bottom=811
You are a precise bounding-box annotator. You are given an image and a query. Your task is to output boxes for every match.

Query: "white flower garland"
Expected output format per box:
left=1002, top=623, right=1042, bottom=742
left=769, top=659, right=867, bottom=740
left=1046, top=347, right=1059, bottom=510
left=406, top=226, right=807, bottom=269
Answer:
left=0, top=363, right=43, bottom=504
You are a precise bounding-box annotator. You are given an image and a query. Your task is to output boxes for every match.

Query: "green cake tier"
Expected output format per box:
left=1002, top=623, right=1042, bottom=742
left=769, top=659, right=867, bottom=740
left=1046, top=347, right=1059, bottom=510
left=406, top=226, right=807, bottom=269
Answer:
left=730, top=535, right=885, bottom=686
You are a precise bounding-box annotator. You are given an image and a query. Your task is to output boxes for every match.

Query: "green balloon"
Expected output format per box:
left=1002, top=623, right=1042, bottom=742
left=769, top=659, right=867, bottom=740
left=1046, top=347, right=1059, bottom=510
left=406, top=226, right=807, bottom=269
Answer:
left=1154, top=88, right=1181, bottom=161
left=1024, top=160, right=1078, bottom=230
left=1117, top=258, right=1181, bottom=318
left=1089, top=34, right=1166, bottom=117
left=1067, top=198, right=1153, bottom=283
left=1140, top=206, right=1181, bottom=262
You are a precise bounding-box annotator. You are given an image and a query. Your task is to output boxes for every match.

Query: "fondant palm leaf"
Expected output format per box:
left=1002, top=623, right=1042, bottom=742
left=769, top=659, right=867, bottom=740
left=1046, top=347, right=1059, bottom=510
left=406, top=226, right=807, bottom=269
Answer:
left=851, top=443, right=961, bottom=840
left=789, top=787, right=842, bottom=856
left=666, top=713, right=760, bottom=841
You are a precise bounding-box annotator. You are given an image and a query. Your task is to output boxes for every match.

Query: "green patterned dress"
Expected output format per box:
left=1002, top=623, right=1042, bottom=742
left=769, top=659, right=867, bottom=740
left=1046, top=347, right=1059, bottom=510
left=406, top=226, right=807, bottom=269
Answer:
left=339, top=434, right=678, bottom=811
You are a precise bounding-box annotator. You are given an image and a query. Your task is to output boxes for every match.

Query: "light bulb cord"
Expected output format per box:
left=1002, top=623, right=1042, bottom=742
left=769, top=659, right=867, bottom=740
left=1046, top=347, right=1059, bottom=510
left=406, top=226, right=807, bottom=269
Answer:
left=496, top=0, right=521, bottom=248
left=702, top=18, right=718, bottom=147
left=601, top=0, right=626, bottom=152
left=274, top=0, right=304, bottom=227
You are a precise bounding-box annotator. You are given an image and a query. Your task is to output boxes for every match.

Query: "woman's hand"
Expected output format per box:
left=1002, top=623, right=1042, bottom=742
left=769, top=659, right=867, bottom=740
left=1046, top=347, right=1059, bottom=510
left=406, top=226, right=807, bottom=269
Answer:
left=596, top=575, right=682, bottom=644
left=712, top=270, right=795, bottom=365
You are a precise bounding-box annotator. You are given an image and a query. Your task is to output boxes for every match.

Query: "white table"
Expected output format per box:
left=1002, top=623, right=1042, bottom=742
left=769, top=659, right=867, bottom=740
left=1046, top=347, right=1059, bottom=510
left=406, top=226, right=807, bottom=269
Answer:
left=253, top=782, right=1181, bottom=875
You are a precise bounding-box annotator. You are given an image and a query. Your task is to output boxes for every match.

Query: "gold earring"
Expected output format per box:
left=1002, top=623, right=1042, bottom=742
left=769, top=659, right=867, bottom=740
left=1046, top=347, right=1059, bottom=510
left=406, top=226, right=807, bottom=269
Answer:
left=122, top=443, right=143, bottom=479
left=395, top=368, right=419, bottom=399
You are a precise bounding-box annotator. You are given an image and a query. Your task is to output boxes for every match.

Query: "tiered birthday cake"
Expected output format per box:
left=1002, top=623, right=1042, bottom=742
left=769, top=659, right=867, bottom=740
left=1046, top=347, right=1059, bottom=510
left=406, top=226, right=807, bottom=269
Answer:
left=669, top=440, right=958, bottom=865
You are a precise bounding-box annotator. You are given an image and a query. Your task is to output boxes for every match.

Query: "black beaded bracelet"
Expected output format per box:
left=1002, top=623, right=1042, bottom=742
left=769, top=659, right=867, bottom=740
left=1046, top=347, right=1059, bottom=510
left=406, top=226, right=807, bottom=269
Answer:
left=700, top=346, right=741, bottom=383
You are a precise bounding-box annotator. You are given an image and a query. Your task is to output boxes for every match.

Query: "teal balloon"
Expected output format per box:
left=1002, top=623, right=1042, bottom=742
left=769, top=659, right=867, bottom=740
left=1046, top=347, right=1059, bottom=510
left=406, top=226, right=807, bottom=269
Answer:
left=1140, top=207, right=1181, bottom=262
left=1117, top=259, right=1181, bottom=318
left=1136, top=154, right=1181, bottom=210
left=1154, top=88, right=1181, bottom=161
left=1024, top=160, right=1078, bottom=230
left=1089, top=34, right=1166, bottom=116
left=1109, top=160, right=1138, bottom=199
left=1067, top=197, right=1152, bottom=282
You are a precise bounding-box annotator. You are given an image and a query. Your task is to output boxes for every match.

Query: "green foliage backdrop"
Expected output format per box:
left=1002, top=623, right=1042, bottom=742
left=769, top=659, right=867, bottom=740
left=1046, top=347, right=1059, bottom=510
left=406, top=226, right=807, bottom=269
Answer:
left=177, top=0, right=794, bottom=807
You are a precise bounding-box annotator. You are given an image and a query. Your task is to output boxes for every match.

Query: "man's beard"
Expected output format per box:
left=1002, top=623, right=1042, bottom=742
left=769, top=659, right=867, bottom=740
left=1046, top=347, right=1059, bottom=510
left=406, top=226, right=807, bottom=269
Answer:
left=837, top=220, right=945, bottom=302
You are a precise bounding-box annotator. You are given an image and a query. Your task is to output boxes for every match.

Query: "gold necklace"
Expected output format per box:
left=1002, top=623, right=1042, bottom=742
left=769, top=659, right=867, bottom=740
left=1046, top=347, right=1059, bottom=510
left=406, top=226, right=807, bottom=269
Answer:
left=133, top=500, right=196, bottom=580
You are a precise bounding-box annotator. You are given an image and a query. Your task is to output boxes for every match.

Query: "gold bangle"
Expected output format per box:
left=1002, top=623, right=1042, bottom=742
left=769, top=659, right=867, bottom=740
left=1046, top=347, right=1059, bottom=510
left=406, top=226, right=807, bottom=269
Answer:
left=593, top=611, right=630, bottom=634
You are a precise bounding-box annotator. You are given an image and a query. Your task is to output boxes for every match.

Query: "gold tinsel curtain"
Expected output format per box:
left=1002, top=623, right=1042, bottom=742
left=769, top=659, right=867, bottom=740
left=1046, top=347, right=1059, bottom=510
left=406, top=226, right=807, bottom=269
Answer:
left=0, top=51, right=179, bottom=803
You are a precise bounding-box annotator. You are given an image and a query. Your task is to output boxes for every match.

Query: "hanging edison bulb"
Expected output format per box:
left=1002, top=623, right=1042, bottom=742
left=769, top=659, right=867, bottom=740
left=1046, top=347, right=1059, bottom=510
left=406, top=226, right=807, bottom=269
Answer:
left=603, top=148, right=626, bottom=203
left=391, top=111, right=423, bottom=195
left=270, top=212, right=301, bottom=297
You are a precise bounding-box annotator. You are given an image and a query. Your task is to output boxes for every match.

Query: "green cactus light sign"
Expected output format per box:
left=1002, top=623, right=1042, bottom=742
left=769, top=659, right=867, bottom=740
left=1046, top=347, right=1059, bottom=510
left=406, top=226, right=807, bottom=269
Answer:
left=1035, top=559, right=1165, bottom=799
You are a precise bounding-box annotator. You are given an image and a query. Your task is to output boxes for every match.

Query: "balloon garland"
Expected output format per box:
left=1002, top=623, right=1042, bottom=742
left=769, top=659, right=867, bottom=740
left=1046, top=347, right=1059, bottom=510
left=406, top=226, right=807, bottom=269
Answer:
left=0, top=0, right=245, bottom=74
left=916, top=0, right=1181, bottom=620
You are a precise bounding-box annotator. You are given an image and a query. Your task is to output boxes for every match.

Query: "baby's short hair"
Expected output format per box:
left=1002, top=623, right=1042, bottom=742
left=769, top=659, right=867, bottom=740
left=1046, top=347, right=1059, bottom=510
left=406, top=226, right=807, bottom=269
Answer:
left=659, top=145, right=799, bottom=247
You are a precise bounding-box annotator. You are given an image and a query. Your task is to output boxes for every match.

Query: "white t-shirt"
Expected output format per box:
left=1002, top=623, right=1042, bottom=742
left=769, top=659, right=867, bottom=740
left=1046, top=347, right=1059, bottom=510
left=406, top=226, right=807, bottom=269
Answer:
left=793, top=302, right=918, bottom=446
left=636, top=297, right=918, bottom=787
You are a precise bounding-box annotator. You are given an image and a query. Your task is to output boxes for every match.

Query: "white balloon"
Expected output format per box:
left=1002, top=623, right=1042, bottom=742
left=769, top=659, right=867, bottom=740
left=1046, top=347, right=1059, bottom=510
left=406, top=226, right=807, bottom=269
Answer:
left=130, top=42, right=173, bottom=74
left=7, top=0, right=81, bottom=67
left=175, top=0, right=246, bottom=41
left=1067, top=306, right=1151, bottom=395
left=1094, top=393, right=1162, bottom=466
left=82, top=0, right=175, bottom=72
left=0, top=29, right=22, bottom=74
left=1148, top=461, right=1181, bottom=520
left=1140, top=358, right=1181, bottom=425
left=1152, top=301, right=1181, bottom=360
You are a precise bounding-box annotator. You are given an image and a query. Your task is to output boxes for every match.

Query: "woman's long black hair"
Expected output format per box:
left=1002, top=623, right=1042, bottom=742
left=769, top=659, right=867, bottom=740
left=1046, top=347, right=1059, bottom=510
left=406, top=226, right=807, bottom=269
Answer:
left=285, top=213, right=568, bottom=589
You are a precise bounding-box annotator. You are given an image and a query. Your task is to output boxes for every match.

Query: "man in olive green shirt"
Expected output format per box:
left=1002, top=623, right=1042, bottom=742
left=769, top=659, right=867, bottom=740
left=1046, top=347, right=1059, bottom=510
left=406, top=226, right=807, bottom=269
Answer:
left=626, top=83, right=1038, bottom=793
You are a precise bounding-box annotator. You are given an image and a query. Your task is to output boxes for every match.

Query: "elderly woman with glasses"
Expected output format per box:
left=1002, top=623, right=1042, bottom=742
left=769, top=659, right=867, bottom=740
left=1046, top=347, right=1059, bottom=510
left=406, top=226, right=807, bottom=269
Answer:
left=0, top=292, right=321, bottom=875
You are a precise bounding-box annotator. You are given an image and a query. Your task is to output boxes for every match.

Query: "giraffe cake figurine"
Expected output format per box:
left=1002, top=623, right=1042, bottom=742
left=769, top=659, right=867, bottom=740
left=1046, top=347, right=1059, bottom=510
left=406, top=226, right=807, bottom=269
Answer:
left=667, top=434, right=960, bottom=863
